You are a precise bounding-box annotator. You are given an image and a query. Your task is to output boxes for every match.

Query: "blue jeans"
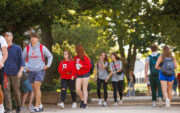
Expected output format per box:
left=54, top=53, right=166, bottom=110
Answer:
left=127, top=82, right=135, bottom=97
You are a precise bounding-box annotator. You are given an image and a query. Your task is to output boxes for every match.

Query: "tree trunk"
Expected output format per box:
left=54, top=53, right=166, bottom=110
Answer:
left=40, top=22, right=54, bottom=84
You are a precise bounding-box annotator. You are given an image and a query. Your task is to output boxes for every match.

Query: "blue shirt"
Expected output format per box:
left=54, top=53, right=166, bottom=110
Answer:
left=4, top=44, right=25, bottom=75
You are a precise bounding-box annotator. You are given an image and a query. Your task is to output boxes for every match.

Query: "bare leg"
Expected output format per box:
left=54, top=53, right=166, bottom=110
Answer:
left=22, top=93, right=29, bottom=107
left=76, top=78, right=84, bottom=101
left=82, top=77, right=90, bottom=104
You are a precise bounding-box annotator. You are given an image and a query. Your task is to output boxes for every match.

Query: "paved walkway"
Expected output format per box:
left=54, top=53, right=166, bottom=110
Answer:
left=17, top=96, right=180, bottom=113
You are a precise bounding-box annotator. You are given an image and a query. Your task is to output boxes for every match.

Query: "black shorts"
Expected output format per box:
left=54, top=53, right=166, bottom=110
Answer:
left=0, top=68, right=4, bottom=85
left=76, top=72, right=90, bottom=78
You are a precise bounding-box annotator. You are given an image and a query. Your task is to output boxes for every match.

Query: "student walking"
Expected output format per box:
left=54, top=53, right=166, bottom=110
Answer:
left=94, top=52, right=109, bottom=106
left=155, top=45, right=177, bottom=108
left=57, top=50, right=77, bottom=109
left=0, top=35, right=8, bottom=113
left=23, top=33, right=53, bottom=112
left=3, top=32, right=25, bottom=113
left=145, top=44, right=163, bottom=107
left=75, top=44, right=92, bottom=109
left=106, top=53, right=124, bottom=106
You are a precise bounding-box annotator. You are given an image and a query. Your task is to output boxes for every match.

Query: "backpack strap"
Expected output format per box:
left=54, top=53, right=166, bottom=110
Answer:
left=40, top=44, right=45, bottom=62
left=26, top=46, right=30, bottom=62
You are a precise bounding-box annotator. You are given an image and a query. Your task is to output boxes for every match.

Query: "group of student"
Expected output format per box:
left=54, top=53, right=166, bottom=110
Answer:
left=0, top=32, right=178, bottom=113
left=145, top=44, right=177, bottom=108
left=0, top=32, right=53, bottom=113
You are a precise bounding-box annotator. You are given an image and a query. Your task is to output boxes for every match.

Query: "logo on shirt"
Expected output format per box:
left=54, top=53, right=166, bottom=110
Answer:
left=30, top=51, right=39, bottom=58
left=63, top=64, right=67, bottom=69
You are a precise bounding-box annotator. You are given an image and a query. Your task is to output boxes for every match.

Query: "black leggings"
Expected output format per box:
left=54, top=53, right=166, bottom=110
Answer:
left=61, top=79, right=76, bottom=103
left=112, top=80, right=124, bottom=102
left=97, top=78, right=108, bottom=101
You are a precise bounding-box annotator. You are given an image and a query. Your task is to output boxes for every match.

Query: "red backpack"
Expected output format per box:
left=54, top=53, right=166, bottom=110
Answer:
left=26, top=44, right=44, bottom=62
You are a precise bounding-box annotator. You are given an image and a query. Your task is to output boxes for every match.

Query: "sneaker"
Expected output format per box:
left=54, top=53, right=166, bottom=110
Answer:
left=83, top=104, right=88, bottom=109
left=72, top=103, right=77, bottom=109
left=152, top=101, right=156, bottom=107
left=113, top=103, right=118, bottom=106
left=29, top=106, right=35, bottom=110
left=166, top=98, right=170, bottom=109
left=4, top=109, right=12, bottom=113
left=119, top=100, right=123, bottom=105
left=57, top=102, right=64, bottom=109
left=30, top=108, right=40, bottom=113
left=21, top=106, right=27, bottom=110
left=103, top=101, right=107, bottom=106
left=80, top=101, right=84, bottom=108
left=0, top=105, right=4, bottom=113
left=16, top=106, right=21, bottom=113
left=98, top=99, right=102, bottom=105
left=158, top=97, right=163, bottom=107
left=38, top=104, right=43, bottom=112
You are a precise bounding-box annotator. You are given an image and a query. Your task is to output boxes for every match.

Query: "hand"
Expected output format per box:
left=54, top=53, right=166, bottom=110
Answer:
left=105, top=76, right=109, bottom=83
left=25, top=68, right=29, bottom=72
left=79, top=64, right=82, bottom=68
left=17, top=72, right=22, bottom=78
left=43, top=65, right=49, bottom=70
left=0, top=62, right=4, bottom=69
left=71, top=76, right=74, bottom=80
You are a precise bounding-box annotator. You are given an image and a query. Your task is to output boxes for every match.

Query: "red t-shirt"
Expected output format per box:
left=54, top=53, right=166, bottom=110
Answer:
left=74, top=56, right=92, bottom=76
left=58, top=60, right=76, bottom=79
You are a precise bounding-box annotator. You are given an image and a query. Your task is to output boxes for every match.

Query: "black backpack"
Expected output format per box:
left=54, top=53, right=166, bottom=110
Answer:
left=90, top=60, right=94, bottom=75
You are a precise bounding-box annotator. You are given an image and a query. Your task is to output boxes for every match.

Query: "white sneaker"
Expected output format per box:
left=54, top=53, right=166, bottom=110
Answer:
left=158, top=97, right=163, bottom=107
left=113, top=102, right=118, bottom=106
left=98, top=99, right=102, bottom=105
left=0, top=104, right=4, bottom=113
left=166, top=98, right=170, bottom=109
left=152, top=101, right=156, bottom=107
left=72, top=103, right=77, bottom=109
left=29, top=106, right=35, bottom=110
left=103, top=101, right=107, bottom=106
left=57, top=102, right=64, bottom=109
left=119, top=100, right=123, bottom=105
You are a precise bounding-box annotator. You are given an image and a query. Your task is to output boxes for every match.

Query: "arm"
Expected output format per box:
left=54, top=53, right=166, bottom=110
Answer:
left=0, top=47, right=8, bottom=69
left=155, top=56, right=163, bottom=70
left=81, top=57, right=92, bottom=69
left=173, top=57, right=177, bottom=69
left=17, top=47, right=25, bottom=78
left=58, top=61, right=63, bottom=75
left=100, top=60, right=106, bottom=69
left=43, top=46, right=53, bottom=70
left=105, top=71, right=115, bottom=82
left=116, top=61, right=123, bottom=72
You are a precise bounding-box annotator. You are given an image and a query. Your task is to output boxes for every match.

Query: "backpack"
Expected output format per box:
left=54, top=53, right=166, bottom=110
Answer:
left=26, top=44, right=44, bottom=62
left=149, top=54, right=160, bottom=75
left=161, top=57, right=175, bottom=76
left=90, top=60, right=94, bottom=75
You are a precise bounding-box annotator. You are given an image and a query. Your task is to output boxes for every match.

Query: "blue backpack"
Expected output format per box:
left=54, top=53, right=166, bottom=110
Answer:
left=161, top=57, right=175, bottom=76
left=149, top=54, right=160, bottom=75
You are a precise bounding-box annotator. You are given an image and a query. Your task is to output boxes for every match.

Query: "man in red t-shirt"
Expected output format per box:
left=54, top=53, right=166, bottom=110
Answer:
left=177, top=73, right=180, bottom=97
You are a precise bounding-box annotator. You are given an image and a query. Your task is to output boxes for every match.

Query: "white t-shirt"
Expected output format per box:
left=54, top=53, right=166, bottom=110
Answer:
left=0, top=36, right=8, bottom=62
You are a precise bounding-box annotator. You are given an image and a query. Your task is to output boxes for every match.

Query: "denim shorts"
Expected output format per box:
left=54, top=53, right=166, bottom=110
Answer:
left=21, top=79, right=33, bottom=93
left=76, top=72, right=90, bottom=78
left=159, top=70, right=175, bottom=82
left=28, top=70, right=45, bottom=84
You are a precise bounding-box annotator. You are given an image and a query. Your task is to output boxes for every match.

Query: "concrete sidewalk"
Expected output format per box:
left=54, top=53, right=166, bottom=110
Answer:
left=20, top=96, right=180, bottom=113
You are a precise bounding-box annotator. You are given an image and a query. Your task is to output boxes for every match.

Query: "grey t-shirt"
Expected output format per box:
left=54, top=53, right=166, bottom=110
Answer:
left=110, top=60, right=124, bottom=81
left=95, top=61, right=109, bottom=80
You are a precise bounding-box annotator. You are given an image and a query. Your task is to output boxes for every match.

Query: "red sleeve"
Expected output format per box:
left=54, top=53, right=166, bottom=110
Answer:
left=58, top=61, right=63, bottom=75
left=71, top=60, right=76, bottom=77
left=82, top=56, right=92, bottom=70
